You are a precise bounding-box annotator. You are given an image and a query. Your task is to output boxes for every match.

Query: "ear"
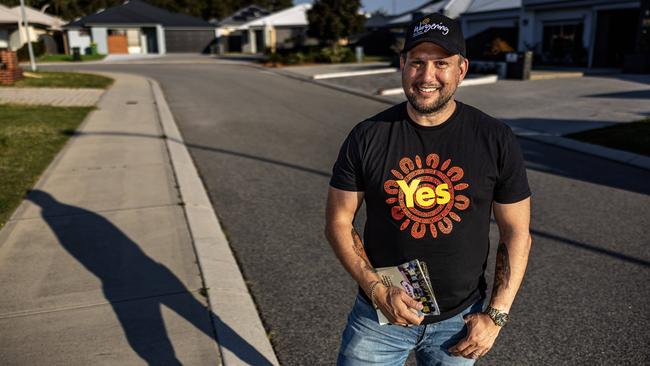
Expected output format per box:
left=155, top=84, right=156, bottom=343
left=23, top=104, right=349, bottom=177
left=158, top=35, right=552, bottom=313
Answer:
left=458, top=57, right=469, bottom=82
left=400, top=53, right=406, bottom=70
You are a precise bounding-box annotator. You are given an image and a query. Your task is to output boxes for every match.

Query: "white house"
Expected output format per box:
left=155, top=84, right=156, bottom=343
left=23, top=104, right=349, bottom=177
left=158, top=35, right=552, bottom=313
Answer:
left=236, top=4, right=312, bottom=54
left=215, top=5, right=270, bottom=53
left=0, top=5, right=20, bottom=50
left=0, top=4, right=64, bottom=52
left=460, top=0, right=644, bottom=69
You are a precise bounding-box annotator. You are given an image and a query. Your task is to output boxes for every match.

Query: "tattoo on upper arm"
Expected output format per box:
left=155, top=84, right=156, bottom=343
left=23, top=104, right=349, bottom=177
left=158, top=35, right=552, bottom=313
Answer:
left=493, top=242, right=511, bottom=295
left=351, top=229, right=373, bottom=271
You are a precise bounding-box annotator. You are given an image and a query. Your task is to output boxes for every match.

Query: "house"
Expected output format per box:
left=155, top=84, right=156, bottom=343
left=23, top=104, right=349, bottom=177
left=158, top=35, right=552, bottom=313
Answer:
left=0, top=4, right=20, bottom=50
left=459, top=0, right=521, bottom=61
left=12, top=5, right=66, bottom=53
left=517, top=0, right=643, bottom=68
left=235, top=4, right=312, bottom=54
left=360, top=0, right=473, bottom=55
left=459, top=0, right=645, bottom=69
left=64, top=0, right=216, bottom=55
left=0, top=4, right=65, bottom=52
left=365, top=0, right=473, bottom=30
left=215, top=5, right=270, bottom=53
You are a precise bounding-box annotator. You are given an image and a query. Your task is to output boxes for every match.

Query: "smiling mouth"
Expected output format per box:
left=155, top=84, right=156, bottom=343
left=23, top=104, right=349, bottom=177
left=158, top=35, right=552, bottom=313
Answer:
left=415, top=85, right=441, bottom=94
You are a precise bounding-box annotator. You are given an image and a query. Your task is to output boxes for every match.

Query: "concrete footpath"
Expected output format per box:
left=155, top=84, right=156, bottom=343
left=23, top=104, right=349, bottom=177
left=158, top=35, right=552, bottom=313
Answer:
left=0, top=73, right=278, bottom=365
left=0, top=87, right=104, bottom=106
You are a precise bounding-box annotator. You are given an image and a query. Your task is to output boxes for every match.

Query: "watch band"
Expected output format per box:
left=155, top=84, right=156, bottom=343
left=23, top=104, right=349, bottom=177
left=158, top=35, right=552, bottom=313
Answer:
left=484, top=306, right=510, bottom=327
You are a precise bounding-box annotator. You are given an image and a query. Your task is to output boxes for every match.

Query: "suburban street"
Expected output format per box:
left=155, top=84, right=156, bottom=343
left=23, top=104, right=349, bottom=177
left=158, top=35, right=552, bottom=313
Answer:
left=45, top=58, right=649, bottom=365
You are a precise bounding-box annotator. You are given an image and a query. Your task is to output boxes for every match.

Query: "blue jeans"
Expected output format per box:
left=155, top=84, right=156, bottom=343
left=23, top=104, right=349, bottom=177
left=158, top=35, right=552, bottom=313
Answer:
left=337, top=294, right=484, bottom=366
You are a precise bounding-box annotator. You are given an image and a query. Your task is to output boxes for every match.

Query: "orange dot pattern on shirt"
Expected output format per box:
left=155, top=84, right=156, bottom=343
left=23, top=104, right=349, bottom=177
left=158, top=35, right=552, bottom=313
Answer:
left=383, top=154, right=470, bottom=239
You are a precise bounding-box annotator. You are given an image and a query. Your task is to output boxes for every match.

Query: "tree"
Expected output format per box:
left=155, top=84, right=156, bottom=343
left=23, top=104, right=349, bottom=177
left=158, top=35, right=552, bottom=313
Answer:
left=307, top=0, right=365, bottom=45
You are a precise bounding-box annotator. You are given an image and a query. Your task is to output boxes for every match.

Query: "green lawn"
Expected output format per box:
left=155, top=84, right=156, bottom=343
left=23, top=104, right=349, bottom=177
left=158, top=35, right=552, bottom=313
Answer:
left=566, top=118, right=650, bottom=157
left=0, top=105, right=94, bottom=228
left=10, top=71, right=113, bottom=89
left=37, top=54, right=106, bottom=63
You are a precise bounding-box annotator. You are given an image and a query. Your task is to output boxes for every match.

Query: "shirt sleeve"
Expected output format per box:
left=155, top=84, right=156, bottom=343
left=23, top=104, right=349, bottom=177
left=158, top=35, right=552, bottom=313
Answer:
left=329, top=127, right=365, bottom=191
left=493, top=127, right=531, bottom=204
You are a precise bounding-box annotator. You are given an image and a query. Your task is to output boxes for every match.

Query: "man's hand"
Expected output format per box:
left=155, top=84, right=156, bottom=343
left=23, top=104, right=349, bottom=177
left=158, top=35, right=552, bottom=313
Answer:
left=448, top=313, right=501, bottom=359
left=374, top=285, right=424, bottom=326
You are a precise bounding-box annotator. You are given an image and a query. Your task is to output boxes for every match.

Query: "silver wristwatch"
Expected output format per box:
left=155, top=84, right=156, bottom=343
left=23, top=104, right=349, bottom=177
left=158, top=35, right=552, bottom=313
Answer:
left=484, top=306, right=509, bottom=327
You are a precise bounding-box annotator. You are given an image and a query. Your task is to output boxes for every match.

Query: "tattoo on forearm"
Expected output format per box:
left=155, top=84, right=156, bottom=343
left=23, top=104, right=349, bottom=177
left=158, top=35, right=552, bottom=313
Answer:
left=493, top=242, right=511, bottom=295
left=351, top=229, right=373, bottom=271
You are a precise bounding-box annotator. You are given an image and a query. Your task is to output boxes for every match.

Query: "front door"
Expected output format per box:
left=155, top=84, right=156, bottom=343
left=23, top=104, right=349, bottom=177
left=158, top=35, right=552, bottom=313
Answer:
left=591, top=8, right=640, bottom=68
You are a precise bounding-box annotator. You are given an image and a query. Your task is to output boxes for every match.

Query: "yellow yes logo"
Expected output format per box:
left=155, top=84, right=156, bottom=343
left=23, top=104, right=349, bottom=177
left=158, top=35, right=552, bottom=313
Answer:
left=396, top=179, right=450, bottom=208
left=423, top=18, right=430, bottom=24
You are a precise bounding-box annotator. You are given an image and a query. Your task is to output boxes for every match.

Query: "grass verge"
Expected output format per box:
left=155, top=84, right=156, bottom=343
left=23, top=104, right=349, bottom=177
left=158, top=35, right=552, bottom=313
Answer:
left=0, top=104, right=94, bottom=229
left=10, top=71, right=113, bottom=89
left=37, top=54, right=106, bottom=63
left=565, top=118, right=650, bottom=157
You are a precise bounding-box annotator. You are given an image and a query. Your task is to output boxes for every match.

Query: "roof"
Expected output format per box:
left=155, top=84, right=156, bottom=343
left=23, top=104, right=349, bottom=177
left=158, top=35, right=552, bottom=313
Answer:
left=0, top=4, right=20, bottom=24
left=365, top=13, right=391, bottom=28
left=65, top=0, right=212, bottom=28
left=464, top=0, right=521, bottom=13
left=239, top=4, right=311, bottom=29
left=366, top=0, right=448, bottom=28
left=386, top=1, right=446, bottom=26
left=10, top=5, right=66, bottom=29
left=217, top=5, right=270, bottom=26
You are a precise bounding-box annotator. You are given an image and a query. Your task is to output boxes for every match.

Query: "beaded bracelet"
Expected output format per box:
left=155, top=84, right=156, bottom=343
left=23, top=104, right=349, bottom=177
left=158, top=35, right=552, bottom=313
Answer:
left=369, top=281, right=384, bottom=309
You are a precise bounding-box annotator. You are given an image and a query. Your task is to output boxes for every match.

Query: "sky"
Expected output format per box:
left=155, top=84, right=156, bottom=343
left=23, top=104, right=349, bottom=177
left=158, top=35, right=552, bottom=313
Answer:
left=293, top=0, right=432, bottom=15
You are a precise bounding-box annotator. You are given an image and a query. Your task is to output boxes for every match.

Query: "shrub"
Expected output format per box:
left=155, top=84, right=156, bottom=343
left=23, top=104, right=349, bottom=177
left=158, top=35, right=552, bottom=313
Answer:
left=17, top=40, right=45, bottom=61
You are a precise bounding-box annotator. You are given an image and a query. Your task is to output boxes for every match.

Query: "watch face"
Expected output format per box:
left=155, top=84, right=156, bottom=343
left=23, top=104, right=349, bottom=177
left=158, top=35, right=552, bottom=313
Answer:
left=486, top=307, right=508, bottom=326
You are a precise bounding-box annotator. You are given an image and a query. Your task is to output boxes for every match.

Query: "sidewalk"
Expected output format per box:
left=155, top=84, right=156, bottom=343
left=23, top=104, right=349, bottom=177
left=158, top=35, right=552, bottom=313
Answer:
left=0, top=87, right=103, bottom=106
left=0, top=73, right=278, bottom=365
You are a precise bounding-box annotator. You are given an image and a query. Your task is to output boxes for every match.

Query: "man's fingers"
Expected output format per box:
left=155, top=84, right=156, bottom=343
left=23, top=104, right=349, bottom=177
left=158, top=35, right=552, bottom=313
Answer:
left=448, top=337, right=472, bottom=355
left=459, top=343, right=481, bottom=358
left=401, top=309, right=424, bottom=325
left=400, top=291, right=423, bottom=310
left=463, top=313, right=475, bottom=324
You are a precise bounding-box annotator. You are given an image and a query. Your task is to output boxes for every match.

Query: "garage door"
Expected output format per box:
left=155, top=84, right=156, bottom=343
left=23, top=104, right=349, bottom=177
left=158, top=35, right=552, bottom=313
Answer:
left=164, top=29, right=215, bottom=53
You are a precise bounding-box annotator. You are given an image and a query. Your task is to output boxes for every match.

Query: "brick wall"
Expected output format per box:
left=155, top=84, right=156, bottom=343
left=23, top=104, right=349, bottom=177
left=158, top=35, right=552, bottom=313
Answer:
left=0, top=50, right=24, bottom=85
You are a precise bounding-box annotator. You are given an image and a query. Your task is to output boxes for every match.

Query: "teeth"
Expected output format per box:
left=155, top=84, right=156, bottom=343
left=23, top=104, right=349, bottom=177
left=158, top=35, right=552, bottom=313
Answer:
left=418, top=87, right=438, bottom=92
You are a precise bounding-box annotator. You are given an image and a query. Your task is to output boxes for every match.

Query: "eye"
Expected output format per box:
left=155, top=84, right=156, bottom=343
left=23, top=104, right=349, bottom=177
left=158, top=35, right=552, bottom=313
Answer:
left=435, top=61, right=449, bottom=68
left=410, top=60, right=424, bottom=67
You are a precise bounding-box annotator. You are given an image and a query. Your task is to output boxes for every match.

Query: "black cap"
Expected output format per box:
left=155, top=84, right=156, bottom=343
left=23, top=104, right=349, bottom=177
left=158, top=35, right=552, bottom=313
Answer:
left=402, top=13, right=466, bottom=57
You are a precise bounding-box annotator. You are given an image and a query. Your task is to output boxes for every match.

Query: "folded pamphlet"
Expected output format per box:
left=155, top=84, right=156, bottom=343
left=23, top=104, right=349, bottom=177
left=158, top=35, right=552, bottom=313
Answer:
left=374, top=259, right=440, bottom=325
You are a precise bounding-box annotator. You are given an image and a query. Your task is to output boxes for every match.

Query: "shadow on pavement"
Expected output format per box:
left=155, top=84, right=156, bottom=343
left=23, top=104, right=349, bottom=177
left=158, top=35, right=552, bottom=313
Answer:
left=26, top=190, right=273, bottom=366
left=583, top=89, right=650, bottom=99
left=65, top=127, right=649, bottom=196
left=63, top=129, right=331, bottom=178
left=57, top=130, right=649, bottom=266
left=527, top=225, right=649, bottom=268
left=503, top=117, right=618, bottom=135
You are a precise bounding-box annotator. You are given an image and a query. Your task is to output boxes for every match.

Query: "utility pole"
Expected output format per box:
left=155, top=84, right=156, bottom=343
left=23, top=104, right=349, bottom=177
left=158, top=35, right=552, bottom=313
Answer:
left=19, top=0, right=37, bottom=71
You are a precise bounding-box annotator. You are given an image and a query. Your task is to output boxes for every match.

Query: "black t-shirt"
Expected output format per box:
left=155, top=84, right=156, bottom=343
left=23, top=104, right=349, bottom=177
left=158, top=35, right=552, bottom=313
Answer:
left=330, top=101, right=531, bottom=324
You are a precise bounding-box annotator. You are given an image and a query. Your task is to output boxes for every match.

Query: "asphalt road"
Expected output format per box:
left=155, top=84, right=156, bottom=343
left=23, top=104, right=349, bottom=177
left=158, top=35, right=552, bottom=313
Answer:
left=48, top=61, right=650, bottom=365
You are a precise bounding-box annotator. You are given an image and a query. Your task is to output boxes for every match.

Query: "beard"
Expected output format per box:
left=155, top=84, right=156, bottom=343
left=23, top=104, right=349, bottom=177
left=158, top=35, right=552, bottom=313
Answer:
left=403, top=82, right=456, bottom=115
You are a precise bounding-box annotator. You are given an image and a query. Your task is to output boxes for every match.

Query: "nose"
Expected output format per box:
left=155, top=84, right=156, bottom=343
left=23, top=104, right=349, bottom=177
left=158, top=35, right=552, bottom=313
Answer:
left=420, top=62, right=438, bottom=84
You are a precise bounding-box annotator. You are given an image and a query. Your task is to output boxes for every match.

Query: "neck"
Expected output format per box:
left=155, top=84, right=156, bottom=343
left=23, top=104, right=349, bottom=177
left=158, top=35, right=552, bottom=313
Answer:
left=407, top=99, right=457, bottom=127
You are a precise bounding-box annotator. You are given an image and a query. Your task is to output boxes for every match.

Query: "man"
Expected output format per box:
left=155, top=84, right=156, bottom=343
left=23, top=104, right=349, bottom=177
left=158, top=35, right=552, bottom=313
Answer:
left=325, top=12, right=532, bottom=365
